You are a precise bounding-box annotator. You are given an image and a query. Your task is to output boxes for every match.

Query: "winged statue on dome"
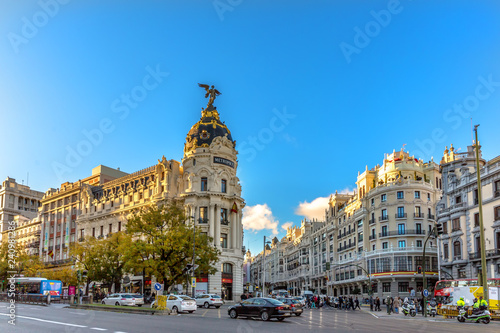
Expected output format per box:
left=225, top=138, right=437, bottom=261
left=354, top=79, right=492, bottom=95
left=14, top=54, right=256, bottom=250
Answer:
left=198, top=83, right=221, bottom=108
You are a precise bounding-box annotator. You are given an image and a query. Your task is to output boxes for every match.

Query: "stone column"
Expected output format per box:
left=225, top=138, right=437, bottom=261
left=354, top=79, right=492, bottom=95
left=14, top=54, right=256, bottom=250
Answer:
left=209, top=204, right=215, bottom=239
left=214, top=205, right=220, bottom=248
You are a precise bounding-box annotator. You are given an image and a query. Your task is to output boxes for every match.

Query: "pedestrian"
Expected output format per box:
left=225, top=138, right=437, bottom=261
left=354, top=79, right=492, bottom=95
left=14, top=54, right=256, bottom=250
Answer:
left=370, top=296, right=373, bottom=311
left=375, top=297, right=381, bottom=311
left=339, top=296, right=343, bottom=310
left=394, top=297, right=400, bottom=314
left=355, top=297, right=360, bottom=310
left=386, top=295, right=392, bottom=315
left=349, top=297, right=354, bottom=310
left=390, top=297, right=394, bottom=313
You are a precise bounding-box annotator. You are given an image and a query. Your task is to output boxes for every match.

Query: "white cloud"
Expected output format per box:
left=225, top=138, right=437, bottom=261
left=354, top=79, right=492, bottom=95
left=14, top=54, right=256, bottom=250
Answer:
left=295, top=196, right=329, bottom=220
left=281, top=222, right=293, bottom=231
left=339, top=186, right=355, bottom=194
left=242, top=204, right=279, bottom=235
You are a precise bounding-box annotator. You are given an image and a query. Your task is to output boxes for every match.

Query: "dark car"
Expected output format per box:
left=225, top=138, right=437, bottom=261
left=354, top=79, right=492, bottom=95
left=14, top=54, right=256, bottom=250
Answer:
left=228, top=297, right=292, bottom=321
left=277, top=298, right=303, bottom=316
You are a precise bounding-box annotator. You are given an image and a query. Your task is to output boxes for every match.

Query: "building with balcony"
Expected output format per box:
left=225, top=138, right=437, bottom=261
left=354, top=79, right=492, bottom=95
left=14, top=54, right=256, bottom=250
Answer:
left=0, top=177, right=44, bottom=242
left=1, top=215, right=42, bottom=256
left=248, top=148, right=442, bottom=299
left=437, top=143, right=500, bottom=280
left=66, top=102, right=245, bottom=299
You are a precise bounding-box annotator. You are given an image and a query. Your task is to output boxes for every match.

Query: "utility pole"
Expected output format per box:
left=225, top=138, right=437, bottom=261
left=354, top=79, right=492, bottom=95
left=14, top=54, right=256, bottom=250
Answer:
left=422, top=227, right=435, bottom=317
left=474, top=125, right=488, bottom=302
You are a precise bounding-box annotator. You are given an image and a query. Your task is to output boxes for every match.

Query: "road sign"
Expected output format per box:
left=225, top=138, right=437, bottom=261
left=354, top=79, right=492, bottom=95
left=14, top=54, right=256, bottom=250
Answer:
left=191, top=277, right=196, bottom=288
left=423, top=289, right=429, bottom=297
left=154, top=282, right=162, bottom=291
left=410, top=289, right=415, bottom=297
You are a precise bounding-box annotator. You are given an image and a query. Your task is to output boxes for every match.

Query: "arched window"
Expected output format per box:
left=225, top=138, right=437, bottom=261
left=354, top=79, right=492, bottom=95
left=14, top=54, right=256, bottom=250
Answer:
left=222, top=263, right=233, bottom=274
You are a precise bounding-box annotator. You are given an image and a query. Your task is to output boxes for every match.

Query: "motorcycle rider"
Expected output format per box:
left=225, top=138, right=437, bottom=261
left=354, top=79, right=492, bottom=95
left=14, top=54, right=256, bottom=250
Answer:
left=472, top=298, right=480, bottom=315
left=479, top=296, right=488, bottom=310
left=457, top=297, right=465, bottom=308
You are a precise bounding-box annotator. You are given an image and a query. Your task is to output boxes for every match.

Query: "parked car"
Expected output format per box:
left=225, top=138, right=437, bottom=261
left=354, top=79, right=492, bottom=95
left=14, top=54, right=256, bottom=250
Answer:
left=101, top=293, right=136, bottom=306
left=228, top=297, right=292, bottom=321
left=277, top=297, right=303, bottom=316
left=167, top=294, right=197, bottom=313
left=292, top=296, right=306, bottom=306
left=129, top=293, right=144, bottom=307
left=195, top=294, right=223, bottom=308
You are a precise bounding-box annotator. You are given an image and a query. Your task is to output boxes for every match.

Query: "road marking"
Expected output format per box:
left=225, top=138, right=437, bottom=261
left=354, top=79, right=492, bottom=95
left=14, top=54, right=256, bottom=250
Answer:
left=0, top=313, right=86, bottom=328
left=90, top=328, right=107, bottom=331
left=69, top=312, right=87, bottom=315
left=367, top=311, right=379, bottom=318
left=202, top=309, right=209, bottom=317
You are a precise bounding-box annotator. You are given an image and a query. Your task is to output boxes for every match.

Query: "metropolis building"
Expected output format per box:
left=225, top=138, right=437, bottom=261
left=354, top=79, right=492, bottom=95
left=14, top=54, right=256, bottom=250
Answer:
left=39, top=91, right=245, bottom=299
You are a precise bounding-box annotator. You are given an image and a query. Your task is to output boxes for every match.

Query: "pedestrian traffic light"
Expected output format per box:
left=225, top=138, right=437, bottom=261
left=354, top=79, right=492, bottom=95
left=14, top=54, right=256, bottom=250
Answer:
left=435, top=223, right=444, bottom=236
left=417, top=266, right=422, bottom=274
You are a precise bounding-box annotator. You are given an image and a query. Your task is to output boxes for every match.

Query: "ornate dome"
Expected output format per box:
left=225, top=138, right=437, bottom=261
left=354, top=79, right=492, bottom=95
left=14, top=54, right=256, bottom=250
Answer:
left=184, top=105, right=234, bottom=154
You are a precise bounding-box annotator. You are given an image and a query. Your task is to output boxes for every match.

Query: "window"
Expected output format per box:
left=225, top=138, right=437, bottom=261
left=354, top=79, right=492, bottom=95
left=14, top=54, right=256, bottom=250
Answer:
left=442, top=221, right=447, bottom=234
left=80, top=229, right=84, bottom=239
left=220, top=208, right=228, bottom=224
left=398, top=224, right=405, bottom=235
left=415, top=206, right=422, bottom=218
left=398, top=282, right=409, bottom=293
left=455, top=195, right=461, bottom=204
left=416, top=223, right=422, bottom=234
left=397, top=207, right=405, bottom=218
left=381, top=194, right=387, bottom=202
left=371, top=198, right=375, bottom=206
left=221, top=179, right=227, bottom=193
left=414, top=191, right=420, bottom=199
left=199, top=207, right=208, bottom=223
left=220, top=233, right=228, bottom=248
left=495, top=180, right=500, bottom=196
left=381, top=209, right=388, bottom=220
left=383, top=282, right=391, bottom=292
left=473, top=189, right=478, bottom=205
left=416, top=240, right=422, bottom=247
left=201, top=177, right=208, bottom=191
left=453, top=241, right=461, bottom=259
left=100, top=226, right=103, bottom=236
left=427, top=193, right=431, bottom=201
left=495, top=206, right=500, bottom=221
left=474, top=213, right=480, bottom=227
left=443, top=243, right=449, bottom=259
left=381, top=226, right=388, bottom=237
left=397, top=191, right=404, bottom=199
left=398, top=240, right=406, bottom=248
left=452, top=218, right=460, bottom=231
left=382, top=242, right=388, bottom=249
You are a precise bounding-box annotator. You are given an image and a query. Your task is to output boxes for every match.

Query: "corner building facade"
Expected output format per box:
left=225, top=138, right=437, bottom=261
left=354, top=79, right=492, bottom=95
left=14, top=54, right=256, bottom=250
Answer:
left=70, top=104, right=245, bottom=299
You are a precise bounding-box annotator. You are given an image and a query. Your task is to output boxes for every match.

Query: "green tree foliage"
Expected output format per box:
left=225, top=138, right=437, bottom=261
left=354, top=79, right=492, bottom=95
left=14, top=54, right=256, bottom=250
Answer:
left=70, top=236, right=104, bottom=294
left=125, top=202, right=220, bottom=293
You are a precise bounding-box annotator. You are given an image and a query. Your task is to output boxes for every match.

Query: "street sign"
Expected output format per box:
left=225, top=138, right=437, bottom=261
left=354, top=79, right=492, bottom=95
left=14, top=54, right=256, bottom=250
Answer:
left=410, top=289, right=415, bottom=297
left=423, top=289, right=429, bottom=297
left=154, top=282, right=162, bottom=291
left=191, top=277, right=196, bottom=288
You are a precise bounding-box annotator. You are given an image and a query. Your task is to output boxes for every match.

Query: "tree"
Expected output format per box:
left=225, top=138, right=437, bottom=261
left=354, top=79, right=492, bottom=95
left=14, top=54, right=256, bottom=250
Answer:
left=70, top=236, right=103, bottom=295
left=42, top=266, right=78, bottom=286
left=125, top=202, right=220, bottom=293
left=94, top=232, right=131, bottom=293
left=17, top=251, right=45, bottom=277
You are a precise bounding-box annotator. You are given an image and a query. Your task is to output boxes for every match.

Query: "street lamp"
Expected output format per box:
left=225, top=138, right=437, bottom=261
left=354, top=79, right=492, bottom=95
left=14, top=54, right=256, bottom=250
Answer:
left=191, top=215, right=196, bottom=298
left=262, top=236, right=271, bottom=297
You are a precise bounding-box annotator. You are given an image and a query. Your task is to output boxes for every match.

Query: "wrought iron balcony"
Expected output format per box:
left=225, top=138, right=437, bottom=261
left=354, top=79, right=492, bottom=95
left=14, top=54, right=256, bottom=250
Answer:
left=379, top=229, right=425, bottom=238
left=198, top=218, right=209, bottom=224
left=379, top=216, right=389, bottom=222
left=414, top=213, right=424, bottom=218
left=395, top=213, right=407, bottom=219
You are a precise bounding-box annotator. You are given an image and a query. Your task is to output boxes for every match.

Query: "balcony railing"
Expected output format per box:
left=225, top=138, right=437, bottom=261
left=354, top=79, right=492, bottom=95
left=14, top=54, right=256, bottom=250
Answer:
left=221, top=219, right=230, bottom=226
left=395, top=213, right=407, bottom=219
left=379, top=216, right=389, bottom=222
left=379, top=229, right=425, bottom=238
left=369, top=218, right=376, bottom=225
left=369, top=235, right=376, bottom=240
left=198, top=218, right=209, bottom=224
left=428, top=214, right=435, bottom=220
left=495, top=191, right=500, bottom=198
left=414, top=213, right=424, bottom=218
left=469, top=249, right=500, bottom=260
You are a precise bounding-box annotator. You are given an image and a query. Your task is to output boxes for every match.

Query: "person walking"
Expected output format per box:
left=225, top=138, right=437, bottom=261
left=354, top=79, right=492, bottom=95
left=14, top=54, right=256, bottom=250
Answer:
left=349, top=297, right=354, bottom=311
left=393, top=297, right=400, bottom=314
left=375, top=297, right=381, bottom=311
left=354, top=297, right=360, bottom=310
left=339, top=296, right=343, bottom=310
left=386, top=296, right=392, bottom=315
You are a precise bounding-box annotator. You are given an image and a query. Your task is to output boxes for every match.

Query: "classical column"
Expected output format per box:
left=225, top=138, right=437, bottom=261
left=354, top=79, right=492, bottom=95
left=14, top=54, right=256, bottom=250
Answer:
left=231, top=211, right=237, bottom=249
left=209, top=204, right=215, bottom=239
left=238, top=211, right=243, bottom=249
left=214, top=205, right=220, bottom=248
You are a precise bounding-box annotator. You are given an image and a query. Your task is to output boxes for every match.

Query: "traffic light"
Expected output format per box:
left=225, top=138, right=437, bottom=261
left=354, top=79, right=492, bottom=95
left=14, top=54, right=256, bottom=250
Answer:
left=325, top=262, right=330, bottom=270
left=417, top=266, right=422, bottom=274
left=435, top=223, right=444, bottom=236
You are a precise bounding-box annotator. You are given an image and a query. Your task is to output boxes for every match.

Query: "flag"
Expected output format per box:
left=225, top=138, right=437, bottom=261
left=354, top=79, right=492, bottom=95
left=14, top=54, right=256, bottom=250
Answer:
left=231, top=202, right=238, bottom=213
left=48, top=250, right=54, bottom=258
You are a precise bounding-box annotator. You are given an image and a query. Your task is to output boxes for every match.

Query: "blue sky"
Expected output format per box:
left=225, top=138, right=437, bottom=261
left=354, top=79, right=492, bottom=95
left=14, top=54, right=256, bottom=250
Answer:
left=1, top=0, right=500, bottom=256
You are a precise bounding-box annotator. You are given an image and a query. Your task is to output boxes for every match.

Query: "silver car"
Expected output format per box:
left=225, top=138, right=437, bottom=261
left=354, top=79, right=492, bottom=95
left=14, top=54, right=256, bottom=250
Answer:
left=101, top=293, right=136, bottom=306
left=195, top=294, right=223, bottom=308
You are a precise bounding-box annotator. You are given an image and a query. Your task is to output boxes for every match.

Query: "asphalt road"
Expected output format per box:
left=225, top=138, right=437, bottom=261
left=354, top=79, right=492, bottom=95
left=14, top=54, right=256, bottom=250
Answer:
left=0, top=302, right=498, bottom=333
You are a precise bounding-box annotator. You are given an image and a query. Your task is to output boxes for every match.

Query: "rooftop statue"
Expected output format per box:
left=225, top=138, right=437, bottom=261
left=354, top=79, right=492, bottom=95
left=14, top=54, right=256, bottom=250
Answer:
left=198, top=83, right=221, bottom=109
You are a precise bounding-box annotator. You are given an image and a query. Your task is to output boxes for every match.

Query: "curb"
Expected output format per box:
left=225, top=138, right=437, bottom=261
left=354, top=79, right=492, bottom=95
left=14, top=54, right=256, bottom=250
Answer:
left=67, top=304, right=171, bottom=316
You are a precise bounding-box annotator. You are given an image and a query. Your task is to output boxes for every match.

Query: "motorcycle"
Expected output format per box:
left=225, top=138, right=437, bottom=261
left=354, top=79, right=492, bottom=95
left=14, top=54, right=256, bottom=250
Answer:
left=401, top=302, right=416, bottom=317
left=426, top=303, right=437, bottom=317
left=457, top=306, right=490, bottom=324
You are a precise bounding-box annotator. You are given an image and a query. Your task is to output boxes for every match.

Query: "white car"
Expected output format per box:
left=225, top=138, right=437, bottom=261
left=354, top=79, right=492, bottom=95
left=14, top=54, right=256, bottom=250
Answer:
left=195, top=294, right=223, bottom=308
left=101, top=293, right=136, bottom=306
left=167, top=294, right=197, bottom=313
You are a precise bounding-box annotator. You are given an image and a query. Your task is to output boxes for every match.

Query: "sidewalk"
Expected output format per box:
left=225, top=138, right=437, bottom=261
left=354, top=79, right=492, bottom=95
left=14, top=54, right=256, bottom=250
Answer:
left=360, top=307, right=448, bottom=321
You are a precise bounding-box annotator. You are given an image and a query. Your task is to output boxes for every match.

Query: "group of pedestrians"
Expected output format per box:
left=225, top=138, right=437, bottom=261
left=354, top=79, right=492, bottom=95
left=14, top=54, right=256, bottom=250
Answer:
left=337, top=296, right=361, bottom=310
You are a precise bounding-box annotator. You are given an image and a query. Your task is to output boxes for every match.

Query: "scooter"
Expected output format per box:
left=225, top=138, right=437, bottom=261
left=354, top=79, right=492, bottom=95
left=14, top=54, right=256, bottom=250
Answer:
left=401, top=303, right=416, bottom=317
left=426, top=303, right=437, bottom=317
left=457, top=306, right=490, bottom=324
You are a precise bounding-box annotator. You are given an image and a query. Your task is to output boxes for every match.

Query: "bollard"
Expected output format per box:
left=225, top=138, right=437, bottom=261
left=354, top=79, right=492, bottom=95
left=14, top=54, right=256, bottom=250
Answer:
left=70, top=295, right=74, bottom=304
left=47, top=294, right=51, bottom=305
left=90, top=295, right=93, bottom=304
